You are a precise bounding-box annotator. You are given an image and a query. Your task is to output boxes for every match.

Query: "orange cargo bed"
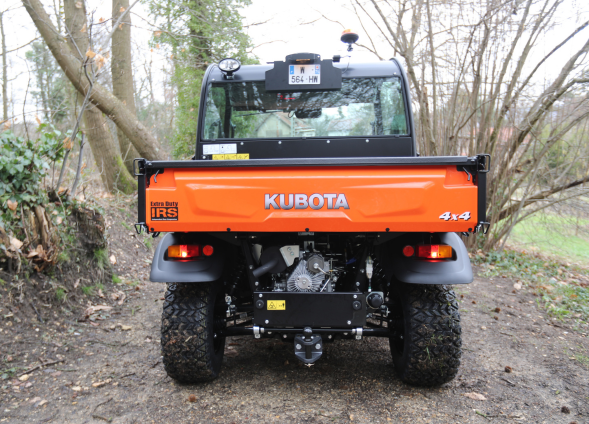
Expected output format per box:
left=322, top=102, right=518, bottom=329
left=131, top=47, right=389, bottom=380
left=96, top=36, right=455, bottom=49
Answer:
left=136, top=156, right=488, bottom=234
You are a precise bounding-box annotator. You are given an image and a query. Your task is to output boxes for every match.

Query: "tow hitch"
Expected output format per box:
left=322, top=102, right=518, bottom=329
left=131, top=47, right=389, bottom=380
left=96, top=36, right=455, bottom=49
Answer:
left=294, top=327, right=323, bottom=364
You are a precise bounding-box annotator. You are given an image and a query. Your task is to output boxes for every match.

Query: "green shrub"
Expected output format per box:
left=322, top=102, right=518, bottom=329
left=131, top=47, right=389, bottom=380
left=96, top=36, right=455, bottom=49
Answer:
left=0, top=127, right=68, bottom=233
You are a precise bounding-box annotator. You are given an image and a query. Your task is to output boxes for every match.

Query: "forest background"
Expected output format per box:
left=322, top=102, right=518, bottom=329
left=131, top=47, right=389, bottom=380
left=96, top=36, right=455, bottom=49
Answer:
left=1, top=0, right=589, bottom=264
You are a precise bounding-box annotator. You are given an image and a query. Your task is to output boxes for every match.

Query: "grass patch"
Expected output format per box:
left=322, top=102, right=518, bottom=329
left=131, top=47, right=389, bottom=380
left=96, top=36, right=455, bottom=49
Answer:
left=57, top=251, right=70, bottom=264
left=508, top=212, right=589, bottom=264
left=574, top=353, right=589, bottom=367
left=473, top=248, right=589, bottom=329
left=144, top=237, right=153, bottom=250
left=94, top=248, right=109, bottom=270
left=126, top=279, right=141, bottom=287
left=55, top=288, right=66, bottom=302
left=121, top=222, right=132, bottom=231
left=81, top=286, right=94, bottom=296
left=112, top=274, right=122, bottom=284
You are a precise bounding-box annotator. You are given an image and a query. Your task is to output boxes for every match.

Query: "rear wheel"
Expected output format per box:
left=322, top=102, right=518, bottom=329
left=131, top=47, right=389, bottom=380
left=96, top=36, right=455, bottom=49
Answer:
left=161, top=282, right=226, bottom=383
left=389, top=283, right=461, bottom=386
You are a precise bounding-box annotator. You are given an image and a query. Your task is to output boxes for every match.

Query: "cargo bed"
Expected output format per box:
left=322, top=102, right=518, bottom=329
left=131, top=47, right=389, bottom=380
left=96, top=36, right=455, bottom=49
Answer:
left=135, top=155, right=489, bottom=234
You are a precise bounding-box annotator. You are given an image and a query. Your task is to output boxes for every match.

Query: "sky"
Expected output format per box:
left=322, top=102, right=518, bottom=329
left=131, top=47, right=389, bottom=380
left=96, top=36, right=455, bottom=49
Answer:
left=2, top=0, right=589, bottom=122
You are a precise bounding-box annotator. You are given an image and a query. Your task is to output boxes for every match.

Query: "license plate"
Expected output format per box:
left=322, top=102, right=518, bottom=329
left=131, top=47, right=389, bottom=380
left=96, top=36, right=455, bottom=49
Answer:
left=267, top=300, right=286, bottom=310
left=289, top=64, right=321, bottom=84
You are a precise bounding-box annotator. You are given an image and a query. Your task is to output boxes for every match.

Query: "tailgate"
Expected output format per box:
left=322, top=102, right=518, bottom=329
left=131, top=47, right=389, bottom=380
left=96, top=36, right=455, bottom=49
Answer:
left=135, top=156, right=489, bottom=234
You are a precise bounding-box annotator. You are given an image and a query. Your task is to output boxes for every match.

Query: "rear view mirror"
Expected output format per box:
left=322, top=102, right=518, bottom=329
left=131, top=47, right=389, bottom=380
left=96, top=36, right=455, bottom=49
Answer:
left=295, top=109, right=322, bottom=119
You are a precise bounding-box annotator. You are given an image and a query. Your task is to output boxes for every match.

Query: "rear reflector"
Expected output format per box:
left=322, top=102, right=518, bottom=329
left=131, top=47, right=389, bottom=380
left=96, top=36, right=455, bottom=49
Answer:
left=417, top=244, right=452, bottom=259
left=402, top=245, right=415, bottom=257
left=168, top=245, right=200, bottom=259
left=202, top=245, right=214, bottom=256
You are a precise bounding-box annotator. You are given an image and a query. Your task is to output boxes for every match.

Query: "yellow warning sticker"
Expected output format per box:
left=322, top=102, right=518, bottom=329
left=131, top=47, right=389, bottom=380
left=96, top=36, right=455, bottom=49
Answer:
left=267, top=300, right=285, bottom=310
left=212, top=153, right=250, bottom=160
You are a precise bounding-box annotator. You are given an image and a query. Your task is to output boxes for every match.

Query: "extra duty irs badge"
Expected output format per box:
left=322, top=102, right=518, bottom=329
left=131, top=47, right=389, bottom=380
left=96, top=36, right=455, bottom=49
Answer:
left=151, top=201, right=178, bottom=221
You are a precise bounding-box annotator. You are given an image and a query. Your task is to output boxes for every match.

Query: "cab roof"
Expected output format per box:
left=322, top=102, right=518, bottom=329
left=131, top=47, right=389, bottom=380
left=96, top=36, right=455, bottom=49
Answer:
left=207, top=59, right=403, bottom=83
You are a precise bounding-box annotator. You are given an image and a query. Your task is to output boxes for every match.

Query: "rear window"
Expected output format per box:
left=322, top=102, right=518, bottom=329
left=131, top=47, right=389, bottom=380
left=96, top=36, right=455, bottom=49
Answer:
left=203, top=77, right=408, bottom=140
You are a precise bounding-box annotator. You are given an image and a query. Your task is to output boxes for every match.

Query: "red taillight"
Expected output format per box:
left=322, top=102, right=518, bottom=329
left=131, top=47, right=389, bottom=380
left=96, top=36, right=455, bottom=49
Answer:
left=417, top=245, right=452, bottom=259
left=202, top=245, right=214, bottom=256
left=402, top=245, right=415, bottom=257
left=168, top=245, right=200, bottom=259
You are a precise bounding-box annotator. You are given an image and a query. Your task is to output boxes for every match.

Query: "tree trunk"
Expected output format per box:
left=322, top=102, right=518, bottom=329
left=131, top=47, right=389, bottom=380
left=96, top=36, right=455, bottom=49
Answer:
left=112, top=0, right=139, bottom=174
left=1, top=11, right=8, bottom=121
left=22, top=0, right=163, bottom=161
left=63, top=0, right=135, bottom=194
left=82, top=95, right=136, bottom=193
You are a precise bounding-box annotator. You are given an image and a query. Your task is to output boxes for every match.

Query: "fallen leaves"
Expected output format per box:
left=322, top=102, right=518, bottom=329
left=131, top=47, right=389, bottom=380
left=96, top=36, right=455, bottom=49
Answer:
left=27, top=245, right=45, bottom=259
left=9, top=237, right=23, bottom=251
left=109, top=254, right=117, bottom=265
left=18, top=374, right=30, bottom=382
left=111, top=290, right=126, bottom=305
left=92, top=378, right=111, bottom=388
left=63, top=137, right=73, bottom=150
left=7, top=199, right=18, bottom=211
left=82, top=304, right=112, bottom=320
left=224, top=347, right=239, bottom=357
left=513, top=282, right=522, bottom=290
left=86, top=49, right=96, bottom=59
left=95, top=54, right=106, bottom=70
left=463, top=392, right=486, bottom=401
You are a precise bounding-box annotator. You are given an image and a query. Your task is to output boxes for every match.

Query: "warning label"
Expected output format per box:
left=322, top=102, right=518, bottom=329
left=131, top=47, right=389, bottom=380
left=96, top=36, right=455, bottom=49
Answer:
left=267, top=300, right=285, bottom=310
left=150, top=202, right=178, bottom=221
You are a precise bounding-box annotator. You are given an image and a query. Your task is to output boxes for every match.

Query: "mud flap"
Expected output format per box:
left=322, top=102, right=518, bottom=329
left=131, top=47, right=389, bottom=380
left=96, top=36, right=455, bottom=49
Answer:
left=150, top=233, right=225, bottom=283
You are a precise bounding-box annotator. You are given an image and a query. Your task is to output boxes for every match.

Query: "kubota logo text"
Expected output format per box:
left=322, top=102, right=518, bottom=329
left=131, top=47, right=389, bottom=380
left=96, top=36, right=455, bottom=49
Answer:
left=265, top=194, right=350, bottom=210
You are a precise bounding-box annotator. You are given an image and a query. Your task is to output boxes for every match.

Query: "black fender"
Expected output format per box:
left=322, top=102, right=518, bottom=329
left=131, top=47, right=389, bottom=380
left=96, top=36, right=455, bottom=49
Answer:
left=150, top=233, right=226, bottom=283
left=378, top=232, right=473, bottom=285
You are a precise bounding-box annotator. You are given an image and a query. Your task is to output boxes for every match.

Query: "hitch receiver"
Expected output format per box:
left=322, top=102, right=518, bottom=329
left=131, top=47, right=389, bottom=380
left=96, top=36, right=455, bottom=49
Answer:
left=294, top=327, right=323, bottom=364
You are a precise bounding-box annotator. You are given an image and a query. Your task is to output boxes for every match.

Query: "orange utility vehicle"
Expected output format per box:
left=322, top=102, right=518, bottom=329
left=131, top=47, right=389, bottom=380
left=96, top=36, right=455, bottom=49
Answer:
left=134, top=45, right=490, bottom=386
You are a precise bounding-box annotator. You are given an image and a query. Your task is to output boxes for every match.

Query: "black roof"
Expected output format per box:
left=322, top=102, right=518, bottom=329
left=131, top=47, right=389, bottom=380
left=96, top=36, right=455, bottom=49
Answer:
left=207, top=59, right=402, bottom=83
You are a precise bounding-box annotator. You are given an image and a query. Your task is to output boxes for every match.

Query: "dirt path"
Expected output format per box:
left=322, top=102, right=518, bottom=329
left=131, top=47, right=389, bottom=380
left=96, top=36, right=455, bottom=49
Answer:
left=1, top=201, right=588, bottom=424
left=1, top=269, right=587, bottom=424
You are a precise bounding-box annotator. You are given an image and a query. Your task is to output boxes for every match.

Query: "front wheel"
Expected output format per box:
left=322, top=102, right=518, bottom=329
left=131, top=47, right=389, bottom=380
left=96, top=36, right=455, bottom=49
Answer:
left=389, top=283, right=462, bottom=386
left=161, top=282, right=226, bottom=383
